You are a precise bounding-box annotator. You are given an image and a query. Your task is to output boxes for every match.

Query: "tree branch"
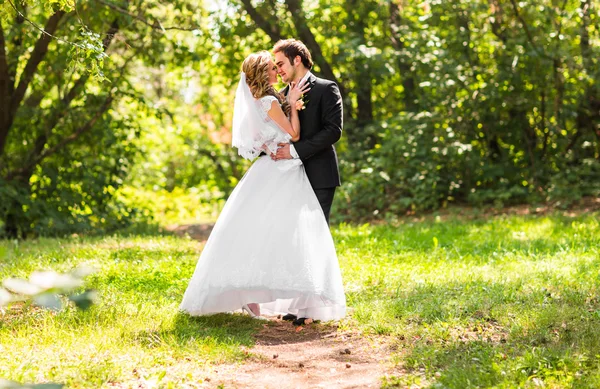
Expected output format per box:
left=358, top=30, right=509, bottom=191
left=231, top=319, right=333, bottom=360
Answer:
left=0, top=9, right=67, bottom=157
left=283, top=0, right=337, bottom=84
left=0, top=22, right=10, bottom=125
left=347, top=0, right=372, bottom=124
left=283, top=0, right=349, bottom=114
left=488, top=0, right=507, bottom=43
left=95, top=0, right=201, bottom=32
left=13, top=18, right=121, bottom=181
left=6, top=33, right=141, bottom=181
left=7, top=3, right=26, bottom=95
left=9, top=10, right=66, bottom=119
left=389, top=0, right=418, bottom=111
left=239, top=0, right=350, bottom=116
left=29, top=96, right=113, bottom=173
left=580, top=0, right=591, bottom=63
left=576, top=0, right=600, bottom=159
left=239, top=0, right=283, bottom=41
left=6, top=0, right=86, bottom=49
left=508, top=0, right=552, bottom=60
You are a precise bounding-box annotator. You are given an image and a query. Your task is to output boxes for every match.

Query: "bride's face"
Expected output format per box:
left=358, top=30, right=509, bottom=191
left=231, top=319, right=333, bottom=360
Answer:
left=267, top=60, right=278, bottom=85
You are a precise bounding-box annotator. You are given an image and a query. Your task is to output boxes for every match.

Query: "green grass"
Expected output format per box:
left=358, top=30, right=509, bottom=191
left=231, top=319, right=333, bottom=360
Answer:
left=334, top=213, right=600, bottom=388
left=0, top=236, right=259, bottom=388
left=1, top=211, right=599, bottom=388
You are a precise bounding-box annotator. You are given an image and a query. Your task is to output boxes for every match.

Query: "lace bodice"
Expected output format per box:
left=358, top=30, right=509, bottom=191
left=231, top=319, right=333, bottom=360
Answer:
left=257, top=95, right=279, bottom=121
left=238, top=95, right=290, bottom=159
left=232, top=72, right=291, bottom=160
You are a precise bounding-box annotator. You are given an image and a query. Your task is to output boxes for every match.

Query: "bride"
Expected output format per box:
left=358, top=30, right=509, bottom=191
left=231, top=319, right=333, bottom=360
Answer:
left=179, top=51, right=346, bottom=322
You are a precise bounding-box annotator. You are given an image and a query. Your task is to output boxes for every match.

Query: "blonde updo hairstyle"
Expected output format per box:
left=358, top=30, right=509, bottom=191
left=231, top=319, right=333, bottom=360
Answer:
left=242, top=51, right=291, bottom=116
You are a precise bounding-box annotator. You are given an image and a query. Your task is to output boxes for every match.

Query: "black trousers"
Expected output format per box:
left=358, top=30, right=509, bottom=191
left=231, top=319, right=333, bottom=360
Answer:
left=314, top=187, right=336, bottom=225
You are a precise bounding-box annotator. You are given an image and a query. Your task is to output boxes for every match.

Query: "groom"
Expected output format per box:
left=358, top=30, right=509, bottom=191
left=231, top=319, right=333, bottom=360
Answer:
left=271, top=39, right=343, bottom=226
left=271, top=39, right=343, bottom=325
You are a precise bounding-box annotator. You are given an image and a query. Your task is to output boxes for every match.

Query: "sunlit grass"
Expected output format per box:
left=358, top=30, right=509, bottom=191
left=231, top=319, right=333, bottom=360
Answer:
left=1, top=211, right=599, bottom=387
left=333, top=213, right=600, bottom=388
left=0, top=236, right=258, bottom=388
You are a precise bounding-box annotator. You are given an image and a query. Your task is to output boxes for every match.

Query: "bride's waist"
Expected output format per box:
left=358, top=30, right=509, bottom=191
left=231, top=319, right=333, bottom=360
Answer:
left=258, top=155, right=303, bottom=166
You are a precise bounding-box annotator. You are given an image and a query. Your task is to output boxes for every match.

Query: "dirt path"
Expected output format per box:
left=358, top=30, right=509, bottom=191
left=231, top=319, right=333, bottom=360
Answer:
left=202, top=319, right=394, bottom=389
left=166, top=224, right=396, bottom=388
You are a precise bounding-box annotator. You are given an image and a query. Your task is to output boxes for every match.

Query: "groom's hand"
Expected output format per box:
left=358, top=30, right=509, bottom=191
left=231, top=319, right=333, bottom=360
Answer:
left=271, top=143, right=292, bottom=160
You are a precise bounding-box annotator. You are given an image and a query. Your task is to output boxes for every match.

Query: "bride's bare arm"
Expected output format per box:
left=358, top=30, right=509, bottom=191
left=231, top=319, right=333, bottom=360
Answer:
left=267, top=101, right=300, bottom=142
left=267, top=81, right=310, bottom=142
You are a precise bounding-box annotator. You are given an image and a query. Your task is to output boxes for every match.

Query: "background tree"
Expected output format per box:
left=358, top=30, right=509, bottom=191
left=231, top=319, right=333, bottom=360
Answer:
left=0, top=0, right=598, bottom=237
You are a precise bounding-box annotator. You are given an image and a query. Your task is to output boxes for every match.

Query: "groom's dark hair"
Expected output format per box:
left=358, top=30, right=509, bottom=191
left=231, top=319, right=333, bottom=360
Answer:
left=273, top=39, right=313, bottom=70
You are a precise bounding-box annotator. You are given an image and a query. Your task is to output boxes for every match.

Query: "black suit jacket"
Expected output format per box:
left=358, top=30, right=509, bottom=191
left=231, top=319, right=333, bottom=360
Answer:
left=285, top=74, right=343, bottom=189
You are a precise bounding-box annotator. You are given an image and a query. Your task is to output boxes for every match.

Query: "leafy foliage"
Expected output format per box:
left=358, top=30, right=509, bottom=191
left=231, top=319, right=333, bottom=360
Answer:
left=0, top=1, right=213, bottom=237
left=1, top=0, right=599, bottom=235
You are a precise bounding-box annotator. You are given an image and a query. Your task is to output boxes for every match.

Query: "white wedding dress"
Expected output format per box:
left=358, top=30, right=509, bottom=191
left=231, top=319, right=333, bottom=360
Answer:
left=179, top=94, right=346, bottom=321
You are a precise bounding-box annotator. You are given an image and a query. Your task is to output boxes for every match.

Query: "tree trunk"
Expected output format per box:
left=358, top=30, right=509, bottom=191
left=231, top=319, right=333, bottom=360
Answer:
left=389, top=1, right=418, bottom=111
left=0, top=10, right=67, bottom=158
left=0, top=23, right=10, bottom=154
left=283, top=0, right=350, bottom=118
left=577, top=0, right=600, bottom=159
left=239, top=0, right=283, bottom=42
left=347, top=0, right=373, bottom=125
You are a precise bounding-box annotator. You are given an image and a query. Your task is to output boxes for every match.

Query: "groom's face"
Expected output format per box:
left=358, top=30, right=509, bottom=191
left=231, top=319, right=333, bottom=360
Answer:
left=274, top=51, right=297, bottom=84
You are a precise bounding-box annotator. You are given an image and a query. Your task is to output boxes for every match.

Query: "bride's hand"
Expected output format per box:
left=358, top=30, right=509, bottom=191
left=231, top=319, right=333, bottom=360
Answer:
left=288, top=80, right=310, bottom=104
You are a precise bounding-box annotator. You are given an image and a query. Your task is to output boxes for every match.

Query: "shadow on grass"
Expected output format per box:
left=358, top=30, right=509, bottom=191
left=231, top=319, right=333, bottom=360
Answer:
left=131, top=312, right=261, bottom=351
left=376, top=275, right=600, bottom=388
left=253, top=321, right=339, bottom=346
left=131, top=312, right=339, bottom=352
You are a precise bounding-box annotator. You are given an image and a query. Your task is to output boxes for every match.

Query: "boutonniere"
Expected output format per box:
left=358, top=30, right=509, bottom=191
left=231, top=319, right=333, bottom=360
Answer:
left=295, top=94, right=309, bottom=111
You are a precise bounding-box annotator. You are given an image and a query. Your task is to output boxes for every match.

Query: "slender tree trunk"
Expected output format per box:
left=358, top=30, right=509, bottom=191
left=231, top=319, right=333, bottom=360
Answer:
left=0, top=10, right=67, bottom=158
left=577, top=0, right=600, bottom=159
left=239, top=0, right=351, bottom=120
left=13, top=18, right=121, bottom=181
left=347, top=0, right=373, bottom=125
left=389, top=1, right=418, bottom=111
left=239, top=0, right=283, bottom=42
left=0, top=23, right=10, bottom=152
left=283, top=0, right=351, bottom=117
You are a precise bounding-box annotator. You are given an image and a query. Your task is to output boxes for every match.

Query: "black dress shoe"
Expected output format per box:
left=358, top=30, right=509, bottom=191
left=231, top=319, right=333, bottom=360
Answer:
left=282, top=313, right=297, bottom=321
left=293, top=317, right=308, bottom=326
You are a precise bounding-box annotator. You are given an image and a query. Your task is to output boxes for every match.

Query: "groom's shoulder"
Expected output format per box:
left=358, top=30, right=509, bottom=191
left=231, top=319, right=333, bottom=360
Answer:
left=313, top=76, right=339, bottom=95
left=313, top=75, right=337, bottom=87
left=313, top=77, right=340, bottom=100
